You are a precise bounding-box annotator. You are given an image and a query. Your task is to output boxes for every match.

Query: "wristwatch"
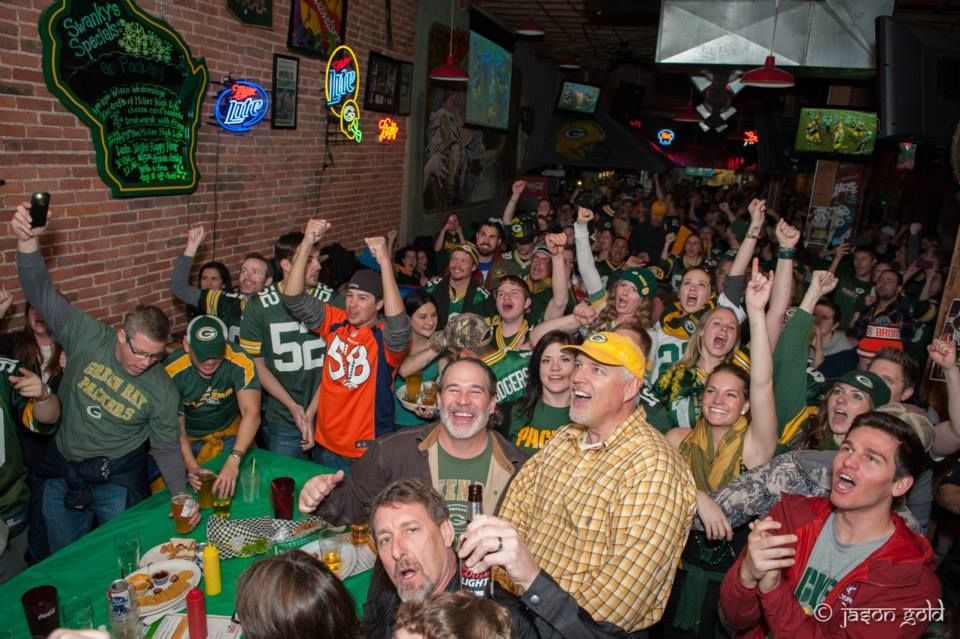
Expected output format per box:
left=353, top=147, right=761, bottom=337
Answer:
left=228, top=448, right=245, bottom=462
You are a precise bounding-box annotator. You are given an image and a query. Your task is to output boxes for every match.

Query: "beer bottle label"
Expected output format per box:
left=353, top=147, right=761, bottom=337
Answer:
left=459, top=561, right=492, bottom=597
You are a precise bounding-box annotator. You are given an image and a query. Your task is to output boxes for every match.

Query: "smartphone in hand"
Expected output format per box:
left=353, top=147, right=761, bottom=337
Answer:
left=29, top=192, right=50, bottom=228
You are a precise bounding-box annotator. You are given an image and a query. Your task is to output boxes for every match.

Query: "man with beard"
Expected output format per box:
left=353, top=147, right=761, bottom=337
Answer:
left=851, top=269, right=926, bottom=345
left=495, top=331, right=698, bottom=632
left=474, top=221, right=505, bottom=286
left=425, top=243, right=493, bottom=329
left=239, top=231, right=336, bottom=460
left=366, top=479, right=656, bottom=639
left=297, top=358, right=525, bottom=536
left=170, top=226, right=274, bottom=342
left=719, top=411, right=939, bottom=638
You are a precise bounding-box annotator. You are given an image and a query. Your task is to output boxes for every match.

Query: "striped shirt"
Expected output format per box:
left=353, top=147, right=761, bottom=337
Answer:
left=497, top=407, right=697, bottom=631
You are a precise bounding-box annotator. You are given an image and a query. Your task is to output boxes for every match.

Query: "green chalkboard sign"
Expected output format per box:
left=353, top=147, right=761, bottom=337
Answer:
left=39, top=0, right=208, bottom=198
left=227, top=0, right=273, bottom=29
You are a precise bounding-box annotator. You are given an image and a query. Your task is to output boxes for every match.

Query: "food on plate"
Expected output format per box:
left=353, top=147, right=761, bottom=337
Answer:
left=158, top=537, right=197, bottom=560
left=127, top=573, right=151, bottom=592
left=290, top=519, right=322, bottom=538
left=136, top=570, right=193, bottom=607
left=151, top=570, right=169, bottom=586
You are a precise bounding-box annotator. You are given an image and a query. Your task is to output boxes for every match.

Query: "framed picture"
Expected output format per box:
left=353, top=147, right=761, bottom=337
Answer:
left=272, top=54, right=299, bottom=129
left=287, top=0, right=347, bottom=59
left=395, top=60, right=413, bottom=116
left=364, top=52, right=399, bottom=113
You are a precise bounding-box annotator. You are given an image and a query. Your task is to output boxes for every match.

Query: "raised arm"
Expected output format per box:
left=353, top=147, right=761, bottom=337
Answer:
left=501, top=180, right=526, bottom=225
left=827, top=241, right=849, bottom=276
left=573, top=207, right=604, bottom=298
left=543, top=233, right=570, bottom=322
left=766, top=220, right=801, bottom=347
left=529, top=303, right=596, bottom=347
left=728, top=199, right=766, bottom=279
left=281, top=219, right=329, bottom=328
left=929, top=337, right=960, bottom=456
left=367, top=235, right=412, bottom=353
left=742, top=261, right=777, bottom=468
left=169, top=226, right=206, bottom=307
left=11, top=203, right=72, bottom=337
left=434, top=214, right=462, bottom=253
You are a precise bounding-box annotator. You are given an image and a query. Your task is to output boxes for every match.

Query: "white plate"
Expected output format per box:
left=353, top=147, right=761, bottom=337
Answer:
left=298, top=537, right=357, bottom=579
left=396, top=385, right=438, bottom=417
left=127, top=559, right=201, bottom=617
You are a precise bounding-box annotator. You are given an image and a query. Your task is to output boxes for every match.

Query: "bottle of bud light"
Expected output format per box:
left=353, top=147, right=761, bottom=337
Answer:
left=459, top=483, right=493, bottom=598
left=107, top=578, right=141, bottom=638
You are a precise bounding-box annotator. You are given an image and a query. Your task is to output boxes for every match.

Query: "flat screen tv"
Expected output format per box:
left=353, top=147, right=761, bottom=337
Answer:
left=465, top=31, right=513, bottom=131
left=793, top=108, right=877, bottom=157
left=556, top=81, right=601, bottom=116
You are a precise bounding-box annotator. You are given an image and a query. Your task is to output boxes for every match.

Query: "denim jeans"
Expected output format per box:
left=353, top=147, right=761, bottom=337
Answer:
left=260, top=422, right=309, bottom=460
left=310, top=446, right=355, bottom=473
left=42, top=478, right=132, bottom=553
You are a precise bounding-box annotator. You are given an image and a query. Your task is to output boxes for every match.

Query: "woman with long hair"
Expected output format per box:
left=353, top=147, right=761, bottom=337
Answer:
left=653, top=305, right=747, bottom=428
left=505, top=330, right=580, bottom=454
left=235, top=551, right=361, bottom=639
left=394, top=290, right=442, bottom=427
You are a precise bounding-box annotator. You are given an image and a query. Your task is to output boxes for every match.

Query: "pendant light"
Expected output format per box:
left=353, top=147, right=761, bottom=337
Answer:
left=741, top=0, right=794, bottom=88
left=516, top=17, right=545, bottom=37
left=430, top=0, right=469, bottom=82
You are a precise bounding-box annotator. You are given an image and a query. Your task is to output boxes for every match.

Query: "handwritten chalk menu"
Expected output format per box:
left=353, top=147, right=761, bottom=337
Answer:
left=39, top=0, right=208, bottom=198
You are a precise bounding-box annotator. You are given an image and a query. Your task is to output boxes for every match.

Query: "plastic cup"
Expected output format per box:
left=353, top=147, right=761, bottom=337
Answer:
left=420, top=381, right=438, bottom=406
left=404, top=372, right=423, bottom=402
left=114, top=531, right=141, bottom=577
left=197, top=469, right=216, bottom=509
left=321, top=539, right=342, bottom=573
left=61, top=594, right=94, bottom=628
left=213, top=495, right=232, bottom=519
left=21, top=585, right=58, bottom=638
left=172, top=492, right=198, bottom=534
left=240, top=463, right=261, bottom=504
left=351, top=523, right=370, bottom=546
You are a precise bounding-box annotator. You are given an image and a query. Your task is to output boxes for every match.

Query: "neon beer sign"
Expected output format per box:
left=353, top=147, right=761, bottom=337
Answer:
left=215, top=80, right=269, bottom=133
left=657, top=129, right=675, bottom=146
left=325, top=45, right=362, bottom=143
left=378, top=117, right=398, bottom=142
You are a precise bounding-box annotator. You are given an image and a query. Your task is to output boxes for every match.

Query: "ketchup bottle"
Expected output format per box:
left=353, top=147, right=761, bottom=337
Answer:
left=186, top=587, right=208, bottom=639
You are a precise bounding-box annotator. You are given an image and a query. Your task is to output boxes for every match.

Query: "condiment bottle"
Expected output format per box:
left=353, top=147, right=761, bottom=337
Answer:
left=202, top=543, right=222, bottom=596
left=186, top=588, right=207, bottom=639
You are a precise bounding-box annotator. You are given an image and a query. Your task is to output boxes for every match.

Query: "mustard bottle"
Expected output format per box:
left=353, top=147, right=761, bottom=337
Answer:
left=202, top=542, right=222, bottom=596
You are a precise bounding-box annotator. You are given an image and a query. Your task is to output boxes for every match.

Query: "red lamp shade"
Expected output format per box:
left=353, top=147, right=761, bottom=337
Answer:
left=741, top=55, right=794, bottom=88
left=430, top=54, right=469, bottom=82
left=516, top=17, right=545, bottom=37
left=558, top=56, right=581, bottom=70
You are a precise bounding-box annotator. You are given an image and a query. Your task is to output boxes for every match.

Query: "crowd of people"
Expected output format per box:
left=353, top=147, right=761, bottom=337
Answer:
left=3, top=171, right=960, bottom=639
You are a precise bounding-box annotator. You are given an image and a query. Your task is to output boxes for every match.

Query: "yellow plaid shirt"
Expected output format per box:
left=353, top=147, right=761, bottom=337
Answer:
left=498, top=407, right=697, bottom=631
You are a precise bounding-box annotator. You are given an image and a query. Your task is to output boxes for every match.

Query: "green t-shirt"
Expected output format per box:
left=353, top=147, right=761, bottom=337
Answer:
left=637, top=385, right=675, bottom=434
left=508, top=401, right=569, bottom=454
left=164, top=344, right=260, bottom=436
left=484, top=350, right=531, bottom=404
left=833, top=265, right=872, bottom=332
left=425, top=278, right=494, bottom=321
left=197, top=289, right=245, bottom=343
left=437, top=439, right=493, bottom=537
left=239, top=283, right=335, bottom=430
left=527, top=285, right=576, bottom=327
left=56, top=309, right=180, bottom=461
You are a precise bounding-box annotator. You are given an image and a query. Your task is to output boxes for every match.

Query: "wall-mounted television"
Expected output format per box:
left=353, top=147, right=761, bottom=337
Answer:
left=793, top=108, right=877, bottom=157
left=465, top=31, right=513, bottom=131
left=556, top=81, right=601, bottom=116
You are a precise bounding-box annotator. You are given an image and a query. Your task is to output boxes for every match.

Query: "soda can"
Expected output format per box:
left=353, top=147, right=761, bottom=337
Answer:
left=108, top=578, right=141, bottom=638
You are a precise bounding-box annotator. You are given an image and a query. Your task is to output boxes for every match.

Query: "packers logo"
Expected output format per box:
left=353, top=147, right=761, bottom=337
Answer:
left=684, top=319, right=697, bottom=334
left=855, top=374, right=873, bottom=388
left=87, top=406, right=102, bottom=419
left=195, top=326, right=219, bottom=341
left=589, top=334, right=608, bottom=343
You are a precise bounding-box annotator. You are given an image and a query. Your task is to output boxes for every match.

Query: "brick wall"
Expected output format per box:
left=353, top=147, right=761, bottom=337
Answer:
left=0, top=0, right=416, bottom=331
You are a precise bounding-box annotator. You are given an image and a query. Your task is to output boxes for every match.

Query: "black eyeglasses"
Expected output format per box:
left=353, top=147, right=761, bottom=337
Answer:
left=125, top=334, right=166, bottom=362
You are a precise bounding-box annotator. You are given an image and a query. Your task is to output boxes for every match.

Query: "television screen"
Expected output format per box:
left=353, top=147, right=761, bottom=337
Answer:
left=794, top=108, right=877, bottom=156
left=465, top=31, right=513, bottom=131
left=556, top=81, right=601, bottom=116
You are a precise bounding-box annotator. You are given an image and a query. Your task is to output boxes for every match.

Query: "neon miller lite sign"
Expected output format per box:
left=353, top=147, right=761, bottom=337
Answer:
left=325, top=45, right=362, bottom=143
left=215, top=80, right=270, bottom=133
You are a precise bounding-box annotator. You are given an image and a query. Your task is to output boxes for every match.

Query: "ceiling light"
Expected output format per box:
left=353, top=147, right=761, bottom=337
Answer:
left=715, top=124, right=728, bottom=132
left=719, top=106, right=737, bottom=121
left=430, top=0, right=469, bottom=82
left=516, top=17, right=545, bottom=37
left=741, top=0, right=794, bottom=89
left=696, top=103, right=711, bottom=119
left=558, top=56, right=581, bottom=70
left=699, top=121, right=710, bottom=132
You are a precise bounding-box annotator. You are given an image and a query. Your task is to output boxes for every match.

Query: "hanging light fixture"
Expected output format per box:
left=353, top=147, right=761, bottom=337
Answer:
left=741, top=0, right=794, bottom=88
left=516, top=16, right=545, bottom=37
left=558, top=56, right=581, bottom=70
left=430, top=0, right=469, bottom=82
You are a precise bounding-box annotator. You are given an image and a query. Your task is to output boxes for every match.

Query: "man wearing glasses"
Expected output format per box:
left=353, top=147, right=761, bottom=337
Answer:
left=12, top=203, right=191, bottom=552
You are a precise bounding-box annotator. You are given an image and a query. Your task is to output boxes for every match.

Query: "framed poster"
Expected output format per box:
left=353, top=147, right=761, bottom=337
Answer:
left=227, top=0, right=273, bottom=28
left=364, top=52, right=398, bottom=113
left=287, top=0, right=347, bottom=59
left=395, top=61, right=413, bottom=116
left=272, top=54, right=299, bottom=129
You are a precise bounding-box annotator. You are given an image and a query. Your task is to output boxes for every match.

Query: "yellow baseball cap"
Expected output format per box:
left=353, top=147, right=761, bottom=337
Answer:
left=563, top=331, right=647, bottom=380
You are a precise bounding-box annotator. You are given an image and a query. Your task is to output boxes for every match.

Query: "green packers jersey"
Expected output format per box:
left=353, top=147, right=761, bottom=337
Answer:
left=164, top=344, right=260, bottom=436
left=482, top=349, right=531, bottom=404
left=637, top=385, right=674, bottom=434
left=527, top=283, right=576, bottom=327
left=239, top=283, right=335, bottom=429
left=425, top=278, right=494, bottom=320
left=198, top=289, right=245, bottom=343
